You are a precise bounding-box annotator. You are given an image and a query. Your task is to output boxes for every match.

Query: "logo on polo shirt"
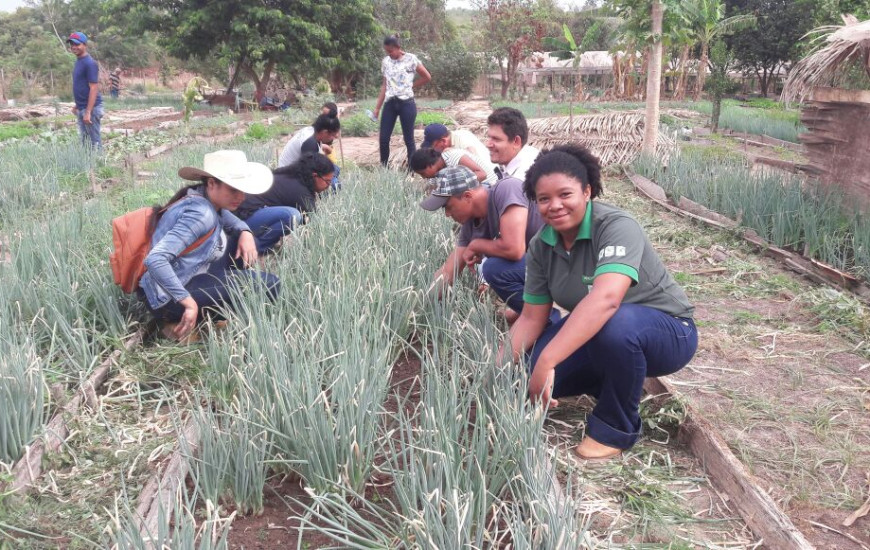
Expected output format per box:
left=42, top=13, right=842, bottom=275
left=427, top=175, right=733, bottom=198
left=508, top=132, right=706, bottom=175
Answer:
left=599, top=246, right=627, bottom=260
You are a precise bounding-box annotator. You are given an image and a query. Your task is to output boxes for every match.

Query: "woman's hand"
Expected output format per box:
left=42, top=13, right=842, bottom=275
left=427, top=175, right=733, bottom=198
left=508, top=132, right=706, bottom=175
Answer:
left=174, top=297, right=199, bottom=339
left=235, top=230, right=258, bottom=268
left=528, top=359, right=559, bottom=409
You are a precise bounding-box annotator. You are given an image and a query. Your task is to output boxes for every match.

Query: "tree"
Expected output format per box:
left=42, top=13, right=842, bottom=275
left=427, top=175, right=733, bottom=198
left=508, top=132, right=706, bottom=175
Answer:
left=374, top=0, right=452, bottom=49
left=679, top=0, right=754, bottom=100
left=705, top=39, right=738, bottom=132
left=421, top=41, right=481, bottom=100
left=474, top=0, right=554, bottom=99
left=126, top=0, right=336, bottom=100
left=725, top=0, right=815, bottom=96
left=642, top=0, right=663, bottom=154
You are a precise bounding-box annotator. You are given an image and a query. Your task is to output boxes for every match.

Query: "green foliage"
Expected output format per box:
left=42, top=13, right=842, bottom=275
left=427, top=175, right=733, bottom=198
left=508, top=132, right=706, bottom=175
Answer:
left=340, top=112, right=377, bottom=137
left=724, top=0, right=816, bottom=95
left=420, top=41, right=480, bottom=100
left=705, top=40, right=739, bottom=132
left=0, top=121, right=42, bottom=142
left=244, top=122, right=268, bottom=140
left=415, top=111, right=452, bottom=127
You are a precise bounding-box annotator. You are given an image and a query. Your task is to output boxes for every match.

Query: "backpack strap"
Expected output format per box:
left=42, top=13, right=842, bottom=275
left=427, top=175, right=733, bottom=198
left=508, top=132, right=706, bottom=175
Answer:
left=180, top=227, right=215, bottom=257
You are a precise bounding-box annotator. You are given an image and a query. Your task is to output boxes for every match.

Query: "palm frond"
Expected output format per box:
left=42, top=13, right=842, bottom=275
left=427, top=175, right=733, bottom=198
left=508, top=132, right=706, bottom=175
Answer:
left=781, top=19, right=870, bottom=104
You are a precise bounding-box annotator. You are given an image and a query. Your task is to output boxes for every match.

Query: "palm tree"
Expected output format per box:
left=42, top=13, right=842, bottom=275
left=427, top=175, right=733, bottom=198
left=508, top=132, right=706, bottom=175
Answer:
left=679, top=0, right=754, bottom=100
left=642, top=0, right=664, bottom=153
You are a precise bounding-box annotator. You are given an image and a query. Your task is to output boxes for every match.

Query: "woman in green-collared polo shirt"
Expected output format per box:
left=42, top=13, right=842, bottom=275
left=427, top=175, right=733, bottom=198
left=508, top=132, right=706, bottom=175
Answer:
left=506, top=144, right=698, bottom=460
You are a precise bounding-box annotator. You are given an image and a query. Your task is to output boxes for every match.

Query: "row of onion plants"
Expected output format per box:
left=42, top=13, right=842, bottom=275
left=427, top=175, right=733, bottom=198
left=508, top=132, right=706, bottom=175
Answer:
left=108, top=167, right=590, bottom=547
left=633, top=149, right=870, bottom=280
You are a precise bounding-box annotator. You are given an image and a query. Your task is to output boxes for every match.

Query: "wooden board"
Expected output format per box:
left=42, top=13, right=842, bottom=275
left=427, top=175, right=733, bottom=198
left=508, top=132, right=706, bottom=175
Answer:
left=645, top=377, right=816, bottom=550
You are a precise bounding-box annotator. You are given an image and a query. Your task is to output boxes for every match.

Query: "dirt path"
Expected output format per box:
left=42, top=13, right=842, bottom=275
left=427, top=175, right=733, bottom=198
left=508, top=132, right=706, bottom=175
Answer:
left=607, top=174, right=870, bottom=548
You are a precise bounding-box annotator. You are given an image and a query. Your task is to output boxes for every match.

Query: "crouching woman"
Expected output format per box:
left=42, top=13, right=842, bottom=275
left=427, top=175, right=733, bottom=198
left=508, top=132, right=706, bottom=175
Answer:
left=506, top=144, right=697, bottom=460
left=138, top=150, right=281, bottom=340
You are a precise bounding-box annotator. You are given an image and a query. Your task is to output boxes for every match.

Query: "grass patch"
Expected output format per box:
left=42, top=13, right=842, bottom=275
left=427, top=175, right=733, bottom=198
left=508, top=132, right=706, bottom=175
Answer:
left=0, top=120, right=43, bottom=141
left=491, top=100, right=591, bottom=118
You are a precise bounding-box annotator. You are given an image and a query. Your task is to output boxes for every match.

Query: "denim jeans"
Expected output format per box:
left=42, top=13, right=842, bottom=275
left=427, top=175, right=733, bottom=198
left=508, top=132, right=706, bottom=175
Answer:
left=331, top=164, right=342, bottom=191
left=527, top=303, right=698, bottom=449
left=76, top=104, right=103, bottom=149
left=379, top=97, right=416, bottom=166
left=244, top=206, right=302, bottom=253
left=481, top=255, right=560, bottom=323
left=143, top=233, right=280, bottom=323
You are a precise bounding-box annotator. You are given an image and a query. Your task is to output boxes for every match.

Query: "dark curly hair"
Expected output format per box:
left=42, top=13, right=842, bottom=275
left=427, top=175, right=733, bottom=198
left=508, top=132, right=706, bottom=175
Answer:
left=274, top=152, right=334, bottom=191
left=523, top=144, right=603, bottom=202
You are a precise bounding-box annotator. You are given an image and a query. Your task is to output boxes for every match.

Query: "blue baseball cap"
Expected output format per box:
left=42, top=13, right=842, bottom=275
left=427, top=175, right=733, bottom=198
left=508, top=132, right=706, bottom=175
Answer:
left=68, top=32, right=88, bottom=45
left=421, top=123, right=449, bottom=149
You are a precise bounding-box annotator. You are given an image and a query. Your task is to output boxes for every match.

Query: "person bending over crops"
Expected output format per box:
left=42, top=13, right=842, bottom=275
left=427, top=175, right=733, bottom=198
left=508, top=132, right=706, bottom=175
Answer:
left=235, top=152, right=334, bottom=249
left=421, top=123, right=496, bottom=176
left=505, top=144, right=697, bottom=460
left=410, top=147, right=498, bottom=187
left=421, top=165, right=557, bottom=324
left=138, top=150, right=280, bottom=341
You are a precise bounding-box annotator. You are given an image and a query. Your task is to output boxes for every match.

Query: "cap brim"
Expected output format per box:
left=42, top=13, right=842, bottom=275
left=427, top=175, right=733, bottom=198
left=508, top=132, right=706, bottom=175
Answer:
left=420, top=194, right=450, bottom=211
left=68, top=39, right=83, bottom=45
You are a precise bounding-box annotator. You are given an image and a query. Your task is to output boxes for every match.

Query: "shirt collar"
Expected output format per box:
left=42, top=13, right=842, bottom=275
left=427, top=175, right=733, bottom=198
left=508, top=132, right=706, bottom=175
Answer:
left=503, top=144, right=538, bottom=175
left=540, top=201, right=593, bottom=246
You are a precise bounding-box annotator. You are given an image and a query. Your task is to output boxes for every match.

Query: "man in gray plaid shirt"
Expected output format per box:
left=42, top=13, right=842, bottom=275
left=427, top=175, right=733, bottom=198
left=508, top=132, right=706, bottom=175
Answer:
left=421, top=166, right=555, bottom=323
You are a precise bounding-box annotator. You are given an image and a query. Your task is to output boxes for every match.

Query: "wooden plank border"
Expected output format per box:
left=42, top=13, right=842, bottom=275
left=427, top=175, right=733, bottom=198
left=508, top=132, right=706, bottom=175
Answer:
left=645, top=377, right=815, bottom=550
left=5, top=329, right=144, bottom=495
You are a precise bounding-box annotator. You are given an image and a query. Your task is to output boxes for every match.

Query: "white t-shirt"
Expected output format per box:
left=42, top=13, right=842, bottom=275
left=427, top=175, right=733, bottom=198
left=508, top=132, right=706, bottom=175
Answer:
left=441, top=148, right=498, bottom=186
left=502, top=144, right=540, bottom=182
left=278, top=126, right=321, bottom=168
left=382, top=53, right=420, bottom=100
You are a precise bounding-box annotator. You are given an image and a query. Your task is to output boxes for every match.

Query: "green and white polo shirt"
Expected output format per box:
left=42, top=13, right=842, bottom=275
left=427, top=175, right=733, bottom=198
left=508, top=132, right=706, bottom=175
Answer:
left=523, top=201, right=694, bottom=318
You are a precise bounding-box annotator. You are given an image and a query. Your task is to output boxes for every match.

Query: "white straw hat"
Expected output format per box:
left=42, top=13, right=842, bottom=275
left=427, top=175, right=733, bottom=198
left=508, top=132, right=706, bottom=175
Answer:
left=178, top=150, right=273, bottom=195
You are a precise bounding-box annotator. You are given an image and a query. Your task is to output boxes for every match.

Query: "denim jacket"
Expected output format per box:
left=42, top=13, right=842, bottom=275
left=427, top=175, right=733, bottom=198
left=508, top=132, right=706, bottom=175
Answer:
left=139, top=186, right=251, bottom=309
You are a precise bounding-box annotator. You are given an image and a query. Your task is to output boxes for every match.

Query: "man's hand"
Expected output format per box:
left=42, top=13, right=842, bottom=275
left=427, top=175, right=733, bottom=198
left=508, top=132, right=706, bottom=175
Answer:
left=234, top=231, right=258, bottom=268
left=461, top=247, right=481, bottom=268
left=83, top=109, right=92, bottom=124
left=528, top=360, right=559, bottom=409
left=174, top=297, right=199, bottom=339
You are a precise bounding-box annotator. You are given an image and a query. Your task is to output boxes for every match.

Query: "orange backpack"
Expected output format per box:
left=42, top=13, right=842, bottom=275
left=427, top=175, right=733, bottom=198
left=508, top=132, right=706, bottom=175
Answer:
left=110, top=206, right=214, bottom=293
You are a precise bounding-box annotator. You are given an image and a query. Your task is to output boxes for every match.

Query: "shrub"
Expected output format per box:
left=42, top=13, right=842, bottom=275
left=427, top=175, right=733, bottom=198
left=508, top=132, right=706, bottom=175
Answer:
left=341, top=112, right=377, bottom=137
left=421, top=41, right=480, bottom=100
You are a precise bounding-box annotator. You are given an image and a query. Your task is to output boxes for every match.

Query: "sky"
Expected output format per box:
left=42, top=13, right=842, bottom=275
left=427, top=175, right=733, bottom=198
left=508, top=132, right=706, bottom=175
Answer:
left=0, top=0, right=26, bottom=12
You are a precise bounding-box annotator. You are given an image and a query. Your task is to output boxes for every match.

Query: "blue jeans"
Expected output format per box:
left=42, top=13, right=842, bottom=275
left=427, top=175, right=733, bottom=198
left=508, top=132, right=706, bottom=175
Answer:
left=76, top=104, right=103, bottom=149
left=527, top=304, right=698, bottom=449
left=482, top=255, right=560, bottom=323
left=379, top=97, right=416, bottom=166
left=143, top=233, right=280, bottom=323
left=243, top=206, right=301, bottom=253
left=330, top=164, right=342, bottom=191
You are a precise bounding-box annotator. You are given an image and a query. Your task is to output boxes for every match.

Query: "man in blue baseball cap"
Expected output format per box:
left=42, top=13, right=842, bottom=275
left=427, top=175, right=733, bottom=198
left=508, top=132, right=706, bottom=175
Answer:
left=68, top=31, right=103, bottom=150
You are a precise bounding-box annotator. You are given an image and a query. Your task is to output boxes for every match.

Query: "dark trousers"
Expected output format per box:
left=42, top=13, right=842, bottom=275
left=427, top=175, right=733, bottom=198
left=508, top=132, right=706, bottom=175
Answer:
left=527, top=304, right=698, bottom=449
left=145, top=234, right=280, bottom=323
left=481, top=256, right=560, bottom=323
left=379, top=97, right=416, bottom=166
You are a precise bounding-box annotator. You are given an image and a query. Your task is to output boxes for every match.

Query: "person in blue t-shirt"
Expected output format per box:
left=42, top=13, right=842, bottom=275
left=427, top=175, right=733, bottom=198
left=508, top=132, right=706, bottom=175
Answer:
left=67, top=32, right=103, bottom=150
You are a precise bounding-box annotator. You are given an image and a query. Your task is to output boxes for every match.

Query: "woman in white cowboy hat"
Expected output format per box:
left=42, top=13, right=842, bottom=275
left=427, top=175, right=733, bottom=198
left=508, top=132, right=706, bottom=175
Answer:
left=138, top=150, right=280, bottom=340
